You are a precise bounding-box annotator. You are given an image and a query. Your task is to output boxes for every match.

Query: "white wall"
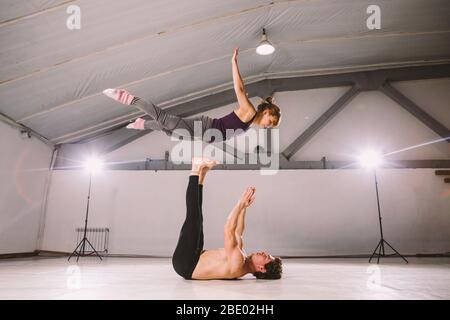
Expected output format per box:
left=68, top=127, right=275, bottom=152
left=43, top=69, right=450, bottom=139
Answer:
left=41, top=78, right=450, bottom=256
left=41, top=169, right=450, bottom=256
left=0, top=121, right=53, bottom=254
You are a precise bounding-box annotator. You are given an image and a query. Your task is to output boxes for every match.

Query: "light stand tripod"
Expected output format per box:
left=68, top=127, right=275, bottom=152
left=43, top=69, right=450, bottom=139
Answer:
left=369, top=168, right=408, bottom=264
left=68, top=172, right=103, bottom=262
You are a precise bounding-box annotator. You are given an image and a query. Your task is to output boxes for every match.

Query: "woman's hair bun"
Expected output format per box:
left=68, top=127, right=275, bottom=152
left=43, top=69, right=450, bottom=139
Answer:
left=265, top=96, right=273, bottom=104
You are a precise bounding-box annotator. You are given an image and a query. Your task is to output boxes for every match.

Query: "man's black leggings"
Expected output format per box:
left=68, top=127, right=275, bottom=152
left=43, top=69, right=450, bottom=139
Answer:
left=172, top=175, right=204, bottom=279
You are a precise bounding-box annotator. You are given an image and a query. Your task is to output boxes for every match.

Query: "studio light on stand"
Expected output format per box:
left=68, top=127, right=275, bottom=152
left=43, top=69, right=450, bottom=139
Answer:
left=68, top=157, right=104, bottom=262
left=359, top=150, right=408, bottom=264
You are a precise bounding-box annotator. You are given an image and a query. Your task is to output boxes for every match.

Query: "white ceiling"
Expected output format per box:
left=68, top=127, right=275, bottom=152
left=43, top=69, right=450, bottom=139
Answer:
left=1, top=0, right=449, bottom=144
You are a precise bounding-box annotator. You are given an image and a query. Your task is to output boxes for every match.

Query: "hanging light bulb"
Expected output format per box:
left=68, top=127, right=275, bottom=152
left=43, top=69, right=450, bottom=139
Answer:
left=256, top=28, right=275, bottom=55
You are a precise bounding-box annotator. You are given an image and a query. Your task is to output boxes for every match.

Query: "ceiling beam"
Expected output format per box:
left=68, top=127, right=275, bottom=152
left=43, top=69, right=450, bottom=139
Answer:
left=269, top=63, right=450, bottom=92
left=380, top=82, right=450, bottom=143
left=282, top=86, right=360, bottom=160
left=53, top=158, right=450, bottom=171
left=0, top=111, right=54, bottom=147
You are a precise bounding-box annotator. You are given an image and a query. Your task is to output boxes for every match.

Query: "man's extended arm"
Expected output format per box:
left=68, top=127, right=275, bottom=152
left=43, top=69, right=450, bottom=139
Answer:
left=235, top=207, right=246, bottom=237
left=224, top=187, right=255, bottom=252
left=224, top=203, right=244, bottom=251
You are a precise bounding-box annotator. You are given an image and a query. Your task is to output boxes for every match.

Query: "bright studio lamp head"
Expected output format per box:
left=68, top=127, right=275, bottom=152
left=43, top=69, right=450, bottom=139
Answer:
left=256, top=28, right=275, bottom=55
left=84, top=157, right=104, bottom=173
left=359, top=150, right=383, bottom=169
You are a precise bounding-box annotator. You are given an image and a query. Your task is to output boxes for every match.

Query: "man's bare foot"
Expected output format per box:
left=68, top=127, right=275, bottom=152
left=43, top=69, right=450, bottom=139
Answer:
left=191, top=157, right=218, bottom=175
left=191, top=157, right=204, bottom=175
left=200, top=159, right=218, bottom=174
left=198, top=159, right=218, bottom=184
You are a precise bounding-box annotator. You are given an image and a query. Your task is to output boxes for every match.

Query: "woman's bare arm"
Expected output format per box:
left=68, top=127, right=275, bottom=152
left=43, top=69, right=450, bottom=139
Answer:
left=232, top=48, right=256, bottom=118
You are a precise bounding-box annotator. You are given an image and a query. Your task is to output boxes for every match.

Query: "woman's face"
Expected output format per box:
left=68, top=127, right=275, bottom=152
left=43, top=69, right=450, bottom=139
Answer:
left=259, top=110, right=278, bottom=129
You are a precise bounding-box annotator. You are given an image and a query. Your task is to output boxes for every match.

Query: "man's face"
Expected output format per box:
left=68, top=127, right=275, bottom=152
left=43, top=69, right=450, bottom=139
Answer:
left=251, top=252, right=274, bottom=272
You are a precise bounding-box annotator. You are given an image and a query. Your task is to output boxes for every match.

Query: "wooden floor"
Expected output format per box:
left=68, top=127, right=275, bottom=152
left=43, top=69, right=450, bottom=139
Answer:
left=0, top=257, right=449, bottom=299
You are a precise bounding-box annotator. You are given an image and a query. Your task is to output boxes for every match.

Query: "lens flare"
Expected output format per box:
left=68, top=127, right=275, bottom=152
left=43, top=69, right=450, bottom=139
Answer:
left=359, top=150, right=383, bottom=169
left=84, top=157, right=103, bottom=173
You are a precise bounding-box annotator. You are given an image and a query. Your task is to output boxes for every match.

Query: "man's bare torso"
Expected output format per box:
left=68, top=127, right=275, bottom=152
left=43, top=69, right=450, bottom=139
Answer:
left=191, top=248, right=246, bottom=280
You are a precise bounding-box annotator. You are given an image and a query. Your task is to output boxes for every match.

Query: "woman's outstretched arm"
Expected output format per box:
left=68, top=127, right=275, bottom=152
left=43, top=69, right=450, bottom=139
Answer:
left=232, top=48, right=256, bottom=118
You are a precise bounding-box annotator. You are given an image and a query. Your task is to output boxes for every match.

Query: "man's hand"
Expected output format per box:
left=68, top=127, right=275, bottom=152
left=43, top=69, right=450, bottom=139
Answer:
left=232, top=47, right=239, bottom=62
left=239, top=187, right=256, bottom=208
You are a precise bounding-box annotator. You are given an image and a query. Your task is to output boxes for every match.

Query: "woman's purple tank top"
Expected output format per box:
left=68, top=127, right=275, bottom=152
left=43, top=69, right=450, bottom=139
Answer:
left=211, top=111, right=255, bottom=141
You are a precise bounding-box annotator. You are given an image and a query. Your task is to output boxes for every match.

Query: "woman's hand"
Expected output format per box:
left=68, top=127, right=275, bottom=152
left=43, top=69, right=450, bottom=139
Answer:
left=239, top=186, right=256, bottom=208
left=232, top=47, right=239, bottom=62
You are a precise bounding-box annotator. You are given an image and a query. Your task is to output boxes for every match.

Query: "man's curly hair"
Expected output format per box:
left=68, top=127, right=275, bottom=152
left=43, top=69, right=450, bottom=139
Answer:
left=253, top=257, right=283, bottom=280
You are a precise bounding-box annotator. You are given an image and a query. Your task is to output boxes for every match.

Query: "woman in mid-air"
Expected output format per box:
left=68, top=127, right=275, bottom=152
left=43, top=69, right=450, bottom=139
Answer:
left=103, top=48, right=281, bottom=142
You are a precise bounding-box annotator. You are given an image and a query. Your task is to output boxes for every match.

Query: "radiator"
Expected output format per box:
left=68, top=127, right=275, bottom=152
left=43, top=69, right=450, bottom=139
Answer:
left=75, top=227, right=109, bottom=254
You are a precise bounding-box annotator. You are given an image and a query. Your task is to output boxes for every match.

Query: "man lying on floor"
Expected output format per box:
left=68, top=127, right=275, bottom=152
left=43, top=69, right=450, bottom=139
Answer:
left=172, top=157, right=282, bottom=280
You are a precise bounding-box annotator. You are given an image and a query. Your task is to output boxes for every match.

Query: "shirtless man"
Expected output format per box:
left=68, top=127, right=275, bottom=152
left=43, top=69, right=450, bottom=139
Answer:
left=172, top=158, right=282, bottom=280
